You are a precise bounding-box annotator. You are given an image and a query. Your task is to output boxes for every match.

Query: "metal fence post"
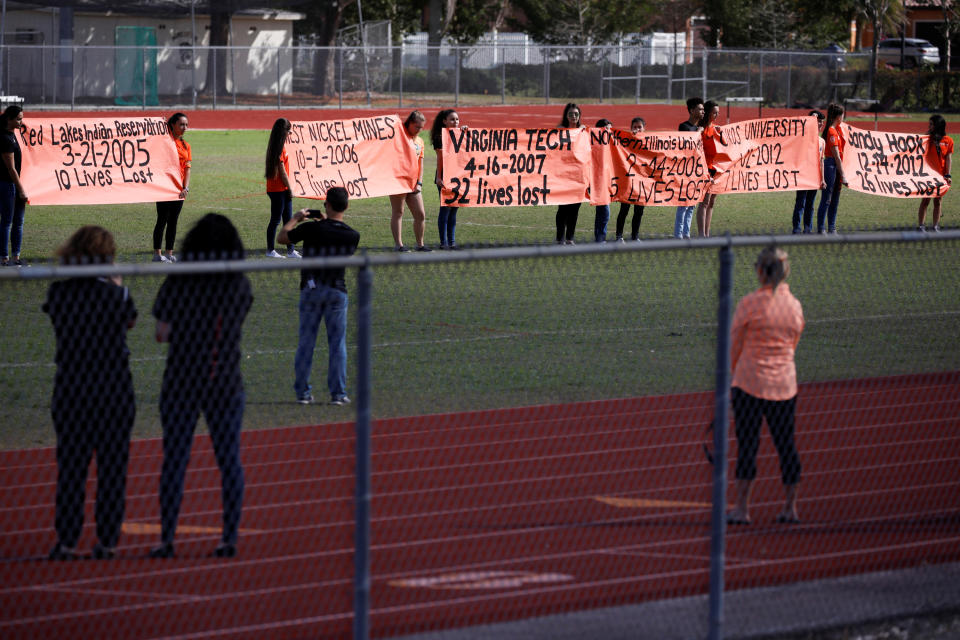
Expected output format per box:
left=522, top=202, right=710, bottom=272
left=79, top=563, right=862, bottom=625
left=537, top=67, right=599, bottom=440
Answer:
left=707, top=238, right=734, bottom=640
left=398, top=45, right=404, bottom=109
left=702, top=48, right=708, bottom=101
left=544, top=46, right=550, bottom=104
left=455, top=46, right=460, bottom=108
left=787, top=53, right=792, bottom=108
left=277, top=46, right=282, bottom=110
left=354, top=259, right=373, bottom=640
left=338, top=46, right=343, bottom=110
left=501, top=44, right=506, bottom=105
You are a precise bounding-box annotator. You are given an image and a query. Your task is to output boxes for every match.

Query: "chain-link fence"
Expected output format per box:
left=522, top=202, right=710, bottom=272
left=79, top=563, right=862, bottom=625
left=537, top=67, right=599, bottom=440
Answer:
left=0, top=43, right=890, bottom=111
left=1, top=232, right=959, bottom=639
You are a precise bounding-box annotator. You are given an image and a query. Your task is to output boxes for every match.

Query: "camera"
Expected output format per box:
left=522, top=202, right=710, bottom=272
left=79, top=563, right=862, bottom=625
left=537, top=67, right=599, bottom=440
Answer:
left=305, top=209, right=325, bottom=219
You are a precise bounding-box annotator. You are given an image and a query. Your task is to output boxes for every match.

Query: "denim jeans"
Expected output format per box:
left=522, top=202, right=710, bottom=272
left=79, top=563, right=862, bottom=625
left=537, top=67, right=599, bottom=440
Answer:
left=816, top=157, right=841, bottom=233
left=266, top=190, right=293, bottom=252
left=294, top=284, right=348, bottom=399
left=159, top=389, right=246, bottom=545
left=438, top=207, right=458, bottom=246
left=674, top=205, right=694, bottom=238
left=791, top=190, right=817, bottom=233
left=0, top=182, right=26, bottom=258
left=594, top=205, right=610, bottom=242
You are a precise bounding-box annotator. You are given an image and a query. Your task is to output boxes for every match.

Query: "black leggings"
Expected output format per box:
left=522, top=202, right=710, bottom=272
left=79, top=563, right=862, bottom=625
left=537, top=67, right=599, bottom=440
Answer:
left=556, top=203, right=581, bottom=242
left=732, top=387, right=801, bottom=486
left=154, top=200, right=185, bottom=251
left=615, top=203, right=644, bottom=239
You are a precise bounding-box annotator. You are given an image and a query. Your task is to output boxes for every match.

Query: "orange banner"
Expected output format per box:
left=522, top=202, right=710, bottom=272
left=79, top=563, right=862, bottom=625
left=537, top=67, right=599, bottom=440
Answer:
left=285, top=115, right=420, bottom=199
left=841, top=123, right=950, bottom=198
left=19, top=117, right=182, bottom=205
left=588, top=128, right=712, bottom=206
left=711, top=116, right=821, bottom=195
left=440, top=127, right=592, bottom=207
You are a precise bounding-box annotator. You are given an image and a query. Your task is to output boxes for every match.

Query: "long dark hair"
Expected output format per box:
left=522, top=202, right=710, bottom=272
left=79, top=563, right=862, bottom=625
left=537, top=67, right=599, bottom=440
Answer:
left=559, top=103, right=581, bottom=128
left=265, top=118, right=291, bottom=180
left=698, top=101, right=719, bottom=128
left=431, top=109, right=457, bottom=149
left=181, top=213, right=245, bottom=262
left=1, top=105, right=22, bottom=130
left=822, top=103, right=844, bottom=140
left=928, top=114, right=946, bottom=149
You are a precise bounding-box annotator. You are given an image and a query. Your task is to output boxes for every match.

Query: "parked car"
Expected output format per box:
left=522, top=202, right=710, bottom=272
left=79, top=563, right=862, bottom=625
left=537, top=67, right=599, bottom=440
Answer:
left=819, top=42, right=848, bottom=70
left=877, top=38, right=941, bottom=68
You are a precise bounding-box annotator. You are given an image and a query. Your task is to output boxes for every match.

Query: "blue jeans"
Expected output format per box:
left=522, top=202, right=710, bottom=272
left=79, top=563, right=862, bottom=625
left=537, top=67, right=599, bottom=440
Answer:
left=294, top=284, right=348, bottom=399
left=438, top=207, right=458, bottom=246
left=594, top=205, right=610, bottom=242
left=159, top=389, right=246, bottom=546
left=816, top=157, right=842, bottom=233
left=791, top=190, right=817, bottom=233
left=267, top=190, right=293, bottom=252
left=674, top=206, right=694, bottom=238
left=0, top=182, right=26, bottom=258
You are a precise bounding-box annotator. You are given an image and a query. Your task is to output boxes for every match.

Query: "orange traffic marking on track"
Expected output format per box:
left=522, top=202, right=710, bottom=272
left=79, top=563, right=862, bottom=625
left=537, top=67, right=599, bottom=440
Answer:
left=122, top=522, right=263, bottom=535
left=595, top=496, right=712, bottom=509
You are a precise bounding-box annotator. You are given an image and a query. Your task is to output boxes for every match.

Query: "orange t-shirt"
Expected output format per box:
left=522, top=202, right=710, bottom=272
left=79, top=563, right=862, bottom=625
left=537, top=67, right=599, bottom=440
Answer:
left=826, top=126, right=845, bottom=160
left=702, top=125, right=721, bottom=169
left=730, top=283, right=805, bottom=401
left=266, top=148, right=290, bottom=193
left=175, top=138, right=191, bottom=184
left=927, top=135, right=954, bottom=175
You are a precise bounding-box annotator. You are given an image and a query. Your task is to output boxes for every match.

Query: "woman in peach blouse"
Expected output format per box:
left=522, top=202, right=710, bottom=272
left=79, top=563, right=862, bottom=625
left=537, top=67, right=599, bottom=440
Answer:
left=728, top=246, right=805, bottom=525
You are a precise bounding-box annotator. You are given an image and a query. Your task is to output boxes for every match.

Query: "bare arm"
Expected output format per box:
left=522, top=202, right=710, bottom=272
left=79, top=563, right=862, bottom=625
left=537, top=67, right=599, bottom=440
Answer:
left=2, top=152, right=26, bottom=200
left=180, top=165, right=191, bottom=199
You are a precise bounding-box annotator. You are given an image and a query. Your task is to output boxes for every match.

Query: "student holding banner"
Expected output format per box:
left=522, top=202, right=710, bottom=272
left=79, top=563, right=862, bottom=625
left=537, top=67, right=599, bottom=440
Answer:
left=265, top=118, right=301, bottom=259
left=792, top=111, right=826, bottom=234
left=431, top=109, right=463, bottom=249
left=390, top=111, right=431, bottom=252
left=918, top=114, right=953, bottom=232
left=0, top=105, right=27, bottom=267
left=697, top=101, right=724, bottom=238
left=674, top=97, right=704, bottom=239
left=815, top=103, right=848, bottom=234
left=556, top=103, right=584, bottom=244
left=152, top=113, right=191, bottom=263
left=615, top=117, right=646, bottom=243
left=593, top=119, right=614, bottom=242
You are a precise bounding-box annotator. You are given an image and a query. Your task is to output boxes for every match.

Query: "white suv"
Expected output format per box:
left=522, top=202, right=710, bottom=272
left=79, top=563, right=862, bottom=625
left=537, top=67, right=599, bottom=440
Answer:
left=877, top=38, right=941, bottom=68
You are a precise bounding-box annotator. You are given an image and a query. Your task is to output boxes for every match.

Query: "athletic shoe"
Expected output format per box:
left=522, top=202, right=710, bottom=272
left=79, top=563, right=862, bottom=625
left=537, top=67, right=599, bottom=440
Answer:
left=415, top=245, right=433, bottom=252
left=933, top=225, right=941, bottom=232
left=297, top=393, right=314, bottom=405
left=48, top=543, right=78, bottom=561
left=148, top=543, right=175, bottom=559
left=0, top=257, right=7, bottom=267
left=329, top=395, right=351, bottom=406
left=166, top=254, right=177, bottom=263
left=439, top=244, right=450, bottom=250
left=917, top=225, right=926, bottom=232
left=13, top=258, right=24, bottom=267
left=395, top=245, right=410, bottom=252
left=152, top=254, right=164, bottom=262
left=213, top=543, right=237, bottom=558
left=265, top=250, right=286, bottom=258
left=92, top=543, right=115, bottom=559
left=287, top=248, right=302, bottom=259
left=615, top=236, right=625, bottom=243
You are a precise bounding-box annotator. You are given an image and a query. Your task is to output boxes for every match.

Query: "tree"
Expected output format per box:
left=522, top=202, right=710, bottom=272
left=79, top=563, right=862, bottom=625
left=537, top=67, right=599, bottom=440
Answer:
left=295, top=0, right=356, bottom=96
left=509, top=0, right=656, bottom=60
left=856, top=0, right=904, bottom=97
left=939, top=0, right=960, bottom=71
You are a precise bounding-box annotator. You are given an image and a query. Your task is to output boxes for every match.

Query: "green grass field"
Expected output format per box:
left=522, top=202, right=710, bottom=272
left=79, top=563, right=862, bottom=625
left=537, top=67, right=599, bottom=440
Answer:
left=2, top=130, right=958, bottom=449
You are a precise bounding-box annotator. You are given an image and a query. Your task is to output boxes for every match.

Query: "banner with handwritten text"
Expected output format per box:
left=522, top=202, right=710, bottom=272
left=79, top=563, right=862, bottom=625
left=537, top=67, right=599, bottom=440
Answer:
left=285, top=115, right=420, bottom=200
left=440, top=127, right=592, bottom=207
left=711, top=116, right=821, bottom=195
left=19, top=117, right=182, bottom=205
left=841, top=123, right=950, bottom=199
left=588, top=128, right=712, bottom=207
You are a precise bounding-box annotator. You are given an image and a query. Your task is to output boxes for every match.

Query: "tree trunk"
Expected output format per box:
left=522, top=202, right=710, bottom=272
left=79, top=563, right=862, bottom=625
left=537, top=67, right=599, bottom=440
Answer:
left=428, top=0, right=442, bottom=76
left=311, top=1, right=345, bottom=97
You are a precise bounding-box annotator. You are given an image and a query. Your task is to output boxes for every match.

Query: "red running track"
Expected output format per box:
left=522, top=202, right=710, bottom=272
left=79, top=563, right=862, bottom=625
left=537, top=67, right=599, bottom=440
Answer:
left=32, top=103, right=930, bottom=133
left=1, top=372, right=959, bottom=639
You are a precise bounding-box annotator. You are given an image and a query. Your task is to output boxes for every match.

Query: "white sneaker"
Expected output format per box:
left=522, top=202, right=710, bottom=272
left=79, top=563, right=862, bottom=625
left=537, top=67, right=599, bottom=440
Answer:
left=265, top=250, right=286, bottom=258
left=287, top=248, right=302, bottom=259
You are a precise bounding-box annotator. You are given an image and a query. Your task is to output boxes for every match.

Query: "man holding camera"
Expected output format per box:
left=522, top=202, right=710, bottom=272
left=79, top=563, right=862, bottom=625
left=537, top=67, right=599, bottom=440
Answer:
left=278, top=186, right=360, bottom=405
